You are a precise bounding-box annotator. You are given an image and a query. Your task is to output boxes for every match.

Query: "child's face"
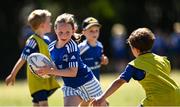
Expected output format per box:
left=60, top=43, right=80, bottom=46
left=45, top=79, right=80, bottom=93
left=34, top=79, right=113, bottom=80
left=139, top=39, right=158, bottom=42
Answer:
left=83, top=26, right=100, bottom=42
left=55, top=23, right=75, bottom=43
left=43, top=17, right=52, bottom=33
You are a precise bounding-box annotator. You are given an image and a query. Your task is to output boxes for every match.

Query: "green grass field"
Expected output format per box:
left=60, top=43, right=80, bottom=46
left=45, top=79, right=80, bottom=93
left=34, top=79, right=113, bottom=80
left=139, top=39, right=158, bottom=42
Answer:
left=1, top=71, right=180, bottom=106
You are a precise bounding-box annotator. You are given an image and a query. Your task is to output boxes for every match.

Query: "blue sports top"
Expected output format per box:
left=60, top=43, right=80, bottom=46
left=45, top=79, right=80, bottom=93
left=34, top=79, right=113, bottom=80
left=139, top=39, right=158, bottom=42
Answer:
left=43, top=33, right=57, bottom=44
left=171, top=33, right=180, bottom=53
left=78, top=40, right=103, bottom=80
left=21, top=34, right=54, bottom=60
left=120, top=64, right=146, bottom=82
left=48, top=39, right=93, bottom=88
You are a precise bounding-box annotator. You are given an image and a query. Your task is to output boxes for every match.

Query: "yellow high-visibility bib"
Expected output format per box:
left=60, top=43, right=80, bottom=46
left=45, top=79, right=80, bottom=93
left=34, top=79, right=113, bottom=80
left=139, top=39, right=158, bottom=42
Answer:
left=129, top=53, right=180, bottom=106
left=26, top=35, right=60, bottom=95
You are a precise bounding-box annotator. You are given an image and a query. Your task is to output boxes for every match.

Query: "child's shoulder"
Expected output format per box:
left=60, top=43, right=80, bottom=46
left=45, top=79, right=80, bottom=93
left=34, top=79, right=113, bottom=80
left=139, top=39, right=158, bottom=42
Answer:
left=65, top=39, right=78, bottom=53
left=26, top=34, right=34, bottom=40
left=96, top=41, right=103, bottom=48
left=26, top=34, right=41, bottom=42
left=48, top=40, right=57, bottom=51
left=25, top=35, right=37, bottom=44
left=78, top=40, right=87, bottom=47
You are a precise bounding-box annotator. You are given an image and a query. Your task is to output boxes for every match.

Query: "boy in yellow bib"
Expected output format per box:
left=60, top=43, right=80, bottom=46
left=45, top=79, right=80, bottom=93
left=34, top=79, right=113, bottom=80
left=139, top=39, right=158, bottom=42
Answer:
left=5, top=9, right=60, bottom=106
left=92, top=28, right=180, bottom=106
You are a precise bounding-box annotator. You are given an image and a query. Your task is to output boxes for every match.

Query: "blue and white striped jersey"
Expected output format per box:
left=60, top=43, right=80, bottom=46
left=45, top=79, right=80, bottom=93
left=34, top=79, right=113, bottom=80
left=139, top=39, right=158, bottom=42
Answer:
left=78, top=40, right=103, bottom=80
left=21, top=36, right=39, bottom=60
left=48, top=39, right=93, bottom=88
left=20, top=34, right=54, bottom=60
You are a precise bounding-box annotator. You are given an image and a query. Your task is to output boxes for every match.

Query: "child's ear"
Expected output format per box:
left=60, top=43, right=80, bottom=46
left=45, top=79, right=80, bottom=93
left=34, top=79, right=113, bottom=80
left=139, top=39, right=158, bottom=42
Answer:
left=136, top=48, right=141, bottom=54
left=134, top=48, right=141, bottom=56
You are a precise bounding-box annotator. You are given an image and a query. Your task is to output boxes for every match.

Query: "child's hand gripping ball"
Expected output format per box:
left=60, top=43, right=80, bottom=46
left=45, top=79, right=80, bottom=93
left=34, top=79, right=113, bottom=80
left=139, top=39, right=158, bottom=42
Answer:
left=27, top=53, right=54, bottom=78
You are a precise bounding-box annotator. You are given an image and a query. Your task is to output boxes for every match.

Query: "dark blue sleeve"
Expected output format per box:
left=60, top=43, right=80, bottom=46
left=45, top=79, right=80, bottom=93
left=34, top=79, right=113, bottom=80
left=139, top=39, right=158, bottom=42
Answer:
left=43, top=33, right=57, bottom=45
left=20, top=38, right=39, bottom=60
left=119, top=64, right=145, bottom=82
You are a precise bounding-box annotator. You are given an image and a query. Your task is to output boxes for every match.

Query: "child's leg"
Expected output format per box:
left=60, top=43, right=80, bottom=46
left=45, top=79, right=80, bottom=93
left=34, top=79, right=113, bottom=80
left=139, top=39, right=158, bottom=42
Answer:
left=106, top=100, right=109, bottom=106
left=64, top=96, right=82, bottom=107
left=32, top=100, right=48, bottom=107
left=100, top=100, right=109, bottom=107
left=89, top=100, right=108, bottom=107
left=38, top=88, right=57, bottom=107
left=39, top=100, right=48, bottom=107
left=79, top=100, right=92, bottom=107
left=33, top=102, right=39, bottom=107
left=31, top=90, right=49, bottom=107
left=32, top=97, right=39, bottom=107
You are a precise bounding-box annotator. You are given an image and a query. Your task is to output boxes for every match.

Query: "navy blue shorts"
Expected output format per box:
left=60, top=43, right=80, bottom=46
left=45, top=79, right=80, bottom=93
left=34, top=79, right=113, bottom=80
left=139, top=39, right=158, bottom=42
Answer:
left=31, top=89, right=57, bottom=103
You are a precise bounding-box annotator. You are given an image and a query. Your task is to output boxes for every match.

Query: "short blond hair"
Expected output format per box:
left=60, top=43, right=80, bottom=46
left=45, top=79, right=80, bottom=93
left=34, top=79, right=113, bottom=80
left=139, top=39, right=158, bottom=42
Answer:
left=28, top=9, right=51, bottom=30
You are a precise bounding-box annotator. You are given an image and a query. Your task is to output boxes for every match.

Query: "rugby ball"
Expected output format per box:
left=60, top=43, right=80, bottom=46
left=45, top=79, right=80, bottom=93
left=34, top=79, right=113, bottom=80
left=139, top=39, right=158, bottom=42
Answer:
left=27, top=53, right=54, bottom=78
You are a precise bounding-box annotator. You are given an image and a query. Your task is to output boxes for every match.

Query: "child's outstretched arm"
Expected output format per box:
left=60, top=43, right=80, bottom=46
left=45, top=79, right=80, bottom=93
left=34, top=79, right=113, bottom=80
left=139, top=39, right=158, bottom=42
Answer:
left=37, top=67, right=78, bottom=77
left=92, top=78, right=126, bottom=106
left=5, top=58, right=26, bottom=86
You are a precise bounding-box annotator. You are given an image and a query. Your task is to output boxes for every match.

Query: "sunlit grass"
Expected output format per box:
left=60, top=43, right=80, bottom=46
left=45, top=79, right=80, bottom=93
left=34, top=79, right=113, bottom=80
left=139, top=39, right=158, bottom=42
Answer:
left=0, top=70, right=180, bottom=106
